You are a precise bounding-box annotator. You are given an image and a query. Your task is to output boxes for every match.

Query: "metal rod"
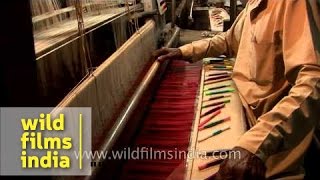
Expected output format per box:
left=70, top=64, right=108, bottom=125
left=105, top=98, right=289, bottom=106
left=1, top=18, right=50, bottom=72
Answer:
left=171, top=0, right=176, bottom=28
left=130, top=9, right=158, bottom=20
left=188, top=0, right=194, bottom=22
left=36, top=4, right=143, bottom=59
left=87, top=26, right=181, bottom=180
left=230, top=0, right=237, bottom=23
left=176, top=0, right=186, bottom=18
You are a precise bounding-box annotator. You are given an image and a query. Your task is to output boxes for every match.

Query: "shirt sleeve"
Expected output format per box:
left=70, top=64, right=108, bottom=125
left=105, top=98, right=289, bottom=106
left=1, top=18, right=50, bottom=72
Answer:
left=237, top=0, right=320, bottom=162
left=178, top=9, right=246, bottom=63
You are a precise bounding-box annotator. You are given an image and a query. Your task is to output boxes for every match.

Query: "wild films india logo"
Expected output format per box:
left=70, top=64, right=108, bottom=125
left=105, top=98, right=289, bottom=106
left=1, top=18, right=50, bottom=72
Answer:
left=20, top=113, right=72, bottom=169
left=0, top=107, right=91, bottom=176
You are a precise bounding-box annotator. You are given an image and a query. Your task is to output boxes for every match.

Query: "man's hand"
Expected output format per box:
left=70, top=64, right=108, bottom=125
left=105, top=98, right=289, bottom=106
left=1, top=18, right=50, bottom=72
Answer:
left=212, top=147, right=266, bottom=180
left=152, top=47, right=183, bottom=62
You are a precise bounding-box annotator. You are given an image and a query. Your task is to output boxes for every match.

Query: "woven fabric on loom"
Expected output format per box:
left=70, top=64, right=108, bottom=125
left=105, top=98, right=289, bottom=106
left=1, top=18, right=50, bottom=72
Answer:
left=120, top=61, right=202, bottom=180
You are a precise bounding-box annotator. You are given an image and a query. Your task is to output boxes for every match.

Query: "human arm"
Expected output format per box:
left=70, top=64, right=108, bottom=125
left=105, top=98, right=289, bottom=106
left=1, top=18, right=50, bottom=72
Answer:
left=154, top=9, right=246, bottom=63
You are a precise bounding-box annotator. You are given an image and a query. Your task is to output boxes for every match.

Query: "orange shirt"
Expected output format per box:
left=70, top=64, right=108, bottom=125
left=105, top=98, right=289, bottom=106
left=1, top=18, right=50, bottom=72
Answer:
left=179, top=0, right=320, bottom=178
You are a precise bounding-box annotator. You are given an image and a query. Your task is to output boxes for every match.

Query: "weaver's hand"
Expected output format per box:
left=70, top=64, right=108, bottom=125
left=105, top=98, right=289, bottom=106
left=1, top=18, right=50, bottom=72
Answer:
left=153, top=47, right=183, bottom=62
left=213, top=147, right=266, bottom=180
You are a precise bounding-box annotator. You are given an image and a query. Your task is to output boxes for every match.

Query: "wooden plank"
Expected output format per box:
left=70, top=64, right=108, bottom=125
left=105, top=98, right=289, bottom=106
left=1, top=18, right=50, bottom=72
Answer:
left=34, top=4, right=142, bottom=58
left=186, top=58, right=247, bottom=180
left=32, top=2, right=118, bottom=23
left=185, top=61, right=206, bottom=180
left=32, top=6, right=75, bottom=23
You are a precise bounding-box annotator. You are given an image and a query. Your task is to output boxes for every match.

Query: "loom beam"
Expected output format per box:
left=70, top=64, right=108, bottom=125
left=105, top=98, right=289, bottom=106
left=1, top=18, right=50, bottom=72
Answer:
left=88, top=25, right=181, bottom=180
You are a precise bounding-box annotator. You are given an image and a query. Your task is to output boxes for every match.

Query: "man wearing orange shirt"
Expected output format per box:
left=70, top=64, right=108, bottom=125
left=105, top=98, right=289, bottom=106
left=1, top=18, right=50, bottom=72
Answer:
left=154, top=0, right=320, bottom=179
